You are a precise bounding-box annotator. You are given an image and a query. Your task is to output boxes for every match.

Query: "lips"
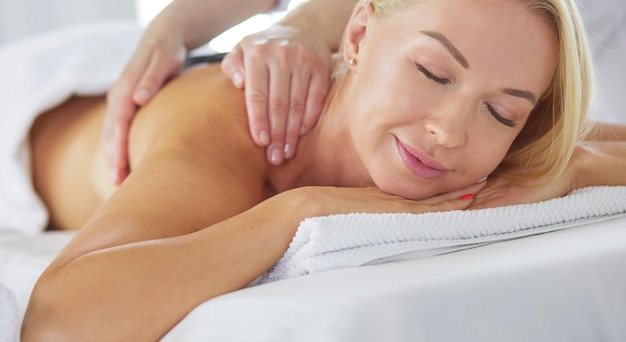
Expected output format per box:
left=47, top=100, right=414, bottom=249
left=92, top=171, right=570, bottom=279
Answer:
left=395, top=137, right=448, bottom=179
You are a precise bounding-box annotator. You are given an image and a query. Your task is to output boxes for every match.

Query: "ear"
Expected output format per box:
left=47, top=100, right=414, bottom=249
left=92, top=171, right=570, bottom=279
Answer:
left=342, top=1, right=375, bottom=66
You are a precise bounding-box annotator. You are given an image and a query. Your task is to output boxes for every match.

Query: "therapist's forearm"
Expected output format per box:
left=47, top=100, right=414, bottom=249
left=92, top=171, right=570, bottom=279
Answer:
left=152, top=0, right=277, bottom=50
left=278, top=0, right=358, bottom=52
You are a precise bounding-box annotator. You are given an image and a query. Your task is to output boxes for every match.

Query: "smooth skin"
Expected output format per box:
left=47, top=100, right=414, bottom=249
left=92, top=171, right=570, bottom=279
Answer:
left=22, top=0, right=626, bottom=340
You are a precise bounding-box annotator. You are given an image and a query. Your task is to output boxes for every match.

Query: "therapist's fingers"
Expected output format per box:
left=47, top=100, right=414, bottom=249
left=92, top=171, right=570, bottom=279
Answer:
left=221, top=47, right=246, bottom=89
left=263, top=52, right=295, bottom=165
left=300, top=68, right=331, bottom=136
left=242, top=49, right=273, bottom=148
left=103, top=62, right=146, bottom=184
left=103, top=40, right=185, bottom=185
left=282, top=69, right=308, bottom=160
left=133, top=47, right=184, bottom=106
left=223, top=45, right=276, bottom=148
left=103, top=84, right=135, bottom=185
left=102, top=46, right=150, bottom=184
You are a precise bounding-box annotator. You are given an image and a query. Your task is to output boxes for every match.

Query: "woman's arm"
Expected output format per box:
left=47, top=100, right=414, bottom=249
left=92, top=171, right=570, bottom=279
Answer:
left=156, top=0, right=277, bottom=51
left=471, top=132, right=626, bottom=209
left=277, top=0, right=357, bottom=53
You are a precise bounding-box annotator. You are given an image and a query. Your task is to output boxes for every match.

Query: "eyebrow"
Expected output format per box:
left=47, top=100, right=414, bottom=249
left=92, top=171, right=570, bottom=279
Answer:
left=421, top=30, right=469, bottom=69
left=501, top=88, right=538, bottom=105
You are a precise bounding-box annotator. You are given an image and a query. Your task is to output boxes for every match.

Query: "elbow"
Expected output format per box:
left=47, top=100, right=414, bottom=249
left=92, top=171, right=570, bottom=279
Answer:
left=21, top=272, right=78, bottom=341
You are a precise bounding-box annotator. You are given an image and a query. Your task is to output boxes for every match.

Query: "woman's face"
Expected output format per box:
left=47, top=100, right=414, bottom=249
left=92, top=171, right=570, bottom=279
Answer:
left=345, top=0, right=558, bottom=199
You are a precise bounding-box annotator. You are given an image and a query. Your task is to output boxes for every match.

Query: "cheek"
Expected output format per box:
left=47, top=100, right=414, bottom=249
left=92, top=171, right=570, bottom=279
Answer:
left=356, top=65, right=435, bottom=126
left=464, top=134, right=515, bottom=177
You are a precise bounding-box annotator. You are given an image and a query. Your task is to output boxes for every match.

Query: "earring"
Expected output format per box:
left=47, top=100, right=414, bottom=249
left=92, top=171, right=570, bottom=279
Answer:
left=348, top=58, right=357, bottom=66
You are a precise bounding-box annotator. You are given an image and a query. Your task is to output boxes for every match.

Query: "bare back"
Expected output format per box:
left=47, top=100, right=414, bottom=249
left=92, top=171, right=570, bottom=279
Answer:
left=30, top=63, right=269, bottom=233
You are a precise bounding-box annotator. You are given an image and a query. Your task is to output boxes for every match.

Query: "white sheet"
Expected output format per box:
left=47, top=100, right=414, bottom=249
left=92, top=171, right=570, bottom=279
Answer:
left=0, top=283, right=19, bottom=342
left=165, top=214, right=626, bottom=342
left=0, top=230, right=74, bottom=329
left=2, top=200, right=625, bottom=341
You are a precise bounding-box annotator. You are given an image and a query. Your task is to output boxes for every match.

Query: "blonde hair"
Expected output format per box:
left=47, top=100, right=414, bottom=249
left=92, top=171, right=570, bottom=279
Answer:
left=498, top=0, right=595, bottom=180
left=341, top=0, right=596, bottom=180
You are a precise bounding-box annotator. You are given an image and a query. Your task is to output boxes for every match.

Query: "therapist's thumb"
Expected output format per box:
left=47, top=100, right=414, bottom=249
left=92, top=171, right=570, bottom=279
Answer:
left=221, top=47, right=245, bottom=89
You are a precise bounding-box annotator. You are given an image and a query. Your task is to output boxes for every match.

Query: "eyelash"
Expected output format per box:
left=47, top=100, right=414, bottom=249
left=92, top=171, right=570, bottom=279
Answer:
left=486, top=104, right=516, bottom=128
left=415, top=63, right=517, bottom=128
left=415, top=63, right=450, bottom=85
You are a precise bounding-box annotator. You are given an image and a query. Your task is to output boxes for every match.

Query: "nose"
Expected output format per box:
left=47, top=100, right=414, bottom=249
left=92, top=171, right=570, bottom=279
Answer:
left=424, top=99, right=470, bottom=149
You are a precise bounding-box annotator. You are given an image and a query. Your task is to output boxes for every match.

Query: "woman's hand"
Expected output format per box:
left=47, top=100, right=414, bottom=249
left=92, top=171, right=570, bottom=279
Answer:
left=469, top=168, right=576, bottom=210
left=102, top=35, right=187, bottom=185
left=469, top=177, right=564, bottom=209
left=287, top=182, right=488, bottom=218
left=221, top=23, right=333, bottom=165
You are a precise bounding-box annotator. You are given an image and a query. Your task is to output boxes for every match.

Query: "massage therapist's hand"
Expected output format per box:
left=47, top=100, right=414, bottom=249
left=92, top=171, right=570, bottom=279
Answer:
left=221, top=23, right=333, bottom=165
left=103, top=32, right=186, bottom=185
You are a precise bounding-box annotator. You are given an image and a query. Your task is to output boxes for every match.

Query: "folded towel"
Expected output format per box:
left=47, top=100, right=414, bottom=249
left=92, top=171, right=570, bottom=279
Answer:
left=0, top=283, right=19, bottom=342
left=256, top=186, right=626, bottom=284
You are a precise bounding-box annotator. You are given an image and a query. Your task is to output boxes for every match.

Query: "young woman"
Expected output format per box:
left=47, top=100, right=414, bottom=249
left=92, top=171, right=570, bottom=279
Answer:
left=21, top=0, right=626, bottom=340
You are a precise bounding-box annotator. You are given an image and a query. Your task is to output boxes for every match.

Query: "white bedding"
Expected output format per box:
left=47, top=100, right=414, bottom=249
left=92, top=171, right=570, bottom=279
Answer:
left=1, top=213, right=625, bottom=341
left=0, top=283, right=19, bottom=342
left=2, top=185, right=626, bottom=341
left=165, top=214, right=626, bottom=342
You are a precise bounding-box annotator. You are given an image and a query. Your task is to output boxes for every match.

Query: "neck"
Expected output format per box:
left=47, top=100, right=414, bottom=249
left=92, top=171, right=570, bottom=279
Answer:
left=265, top=78, right=373, bottom=194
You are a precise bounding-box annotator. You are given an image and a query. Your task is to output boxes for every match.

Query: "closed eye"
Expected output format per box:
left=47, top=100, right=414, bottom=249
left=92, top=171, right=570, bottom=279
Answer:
left=486, top=104, right=516, bottom=128
left=415, top=63, right=450, bottom=85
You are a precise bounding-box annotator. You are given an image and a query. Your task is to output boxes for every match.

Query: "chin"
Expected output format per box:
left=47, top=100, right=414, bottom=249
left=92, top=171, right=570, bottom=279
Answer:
left=374, top=178, right=439, bottom=201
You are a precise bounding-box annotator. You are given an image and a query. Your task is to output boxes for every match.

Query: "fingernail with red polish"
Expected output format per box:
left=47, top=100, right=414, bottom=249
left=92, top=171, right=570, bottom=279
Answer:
left=460, top=194, right=475, bottom=201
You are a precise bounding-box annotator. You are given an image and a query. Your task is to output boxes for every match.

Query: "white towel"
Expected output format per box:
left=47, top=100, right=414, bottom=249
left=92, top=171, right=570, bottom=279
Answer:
left=0, top=283, right=19, bottom=342
left=0, top=21, right=141, bottom=233
left=256, top=186, right=626, bottom=284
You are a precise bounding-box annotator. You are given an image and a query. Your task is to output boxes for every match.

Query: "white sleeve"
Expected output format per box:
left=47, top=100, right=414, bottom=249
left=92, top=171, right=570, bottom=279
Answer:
left=270, top=0, right=291, bottom=12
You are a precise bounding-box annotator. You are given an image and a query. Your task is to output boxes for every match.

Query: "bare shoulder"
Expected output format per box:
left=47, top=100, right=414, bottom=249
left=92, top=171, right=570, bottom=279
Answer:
left=129, top=63, right=260, bottom=168
left=126, top=62, right=269, bottom=205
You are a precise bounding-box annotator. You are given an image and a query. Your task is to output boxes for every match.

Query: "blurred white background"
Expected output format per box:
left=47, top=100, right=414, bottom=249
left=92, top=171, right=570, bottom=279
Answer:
left=0, top=0, right=136, bottom=46
left=136, top=0, right=307, bottom=52
left=0, top=0, right=306, bottom=52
